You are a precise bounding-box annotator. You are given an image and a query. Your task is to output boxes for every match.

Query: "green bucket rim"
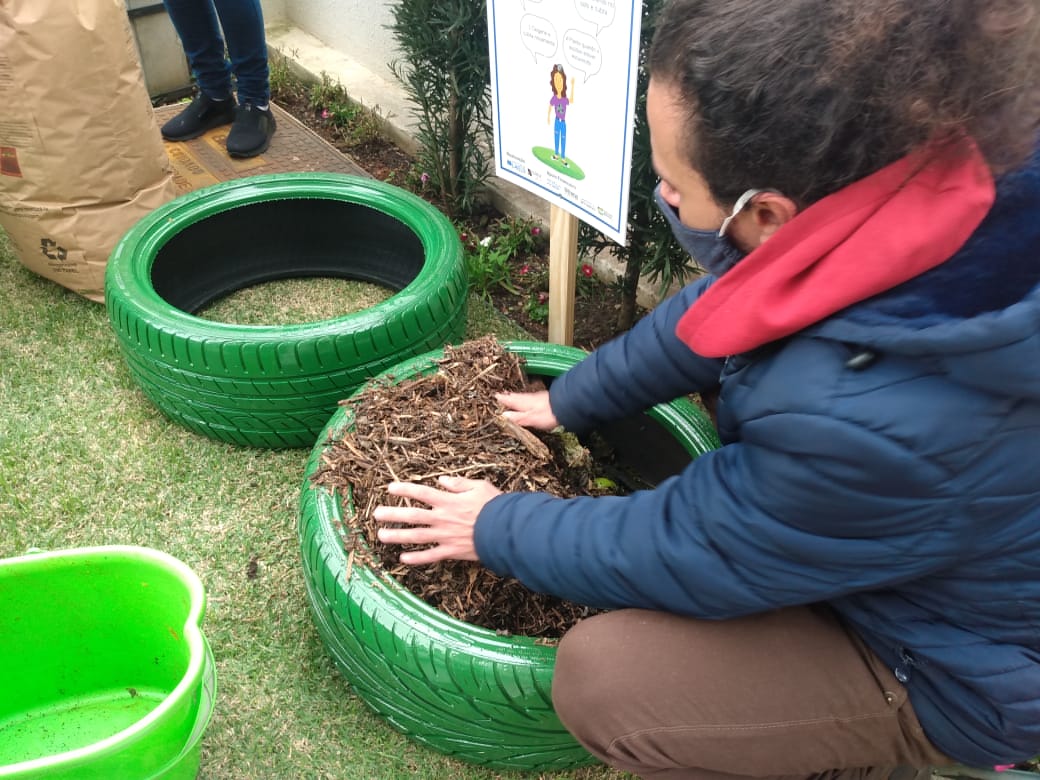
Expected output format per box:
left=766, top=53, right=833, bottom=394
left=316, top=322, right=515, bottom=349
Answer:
left=0, top=545, right=210, bottom=777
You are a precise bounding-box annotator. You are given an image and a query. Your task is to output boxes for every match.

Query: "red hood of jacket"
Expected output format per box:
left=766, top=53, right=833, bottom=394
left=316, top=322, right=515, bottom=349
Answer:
left=675, top=142, right=996, bottom=357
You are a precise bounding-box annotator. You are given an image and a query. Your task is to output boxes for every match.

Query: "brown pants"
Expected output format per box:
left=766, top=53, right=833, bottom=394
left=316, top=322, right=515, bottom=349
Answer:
left=551, top=605, right=953, bottom=780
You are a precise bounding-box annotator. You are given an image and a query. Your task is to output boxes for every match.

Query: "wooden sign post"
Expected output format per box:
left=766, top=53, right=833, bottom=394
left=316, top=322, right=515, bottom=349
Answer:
left=548, top=205, right=579, bottom=345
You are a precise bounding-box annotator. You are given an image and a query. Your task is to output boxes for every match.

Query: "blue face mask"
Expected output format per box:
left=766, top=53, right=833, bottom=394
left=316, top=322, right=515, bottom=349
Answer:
left=654, top=184, right=767, bottom=276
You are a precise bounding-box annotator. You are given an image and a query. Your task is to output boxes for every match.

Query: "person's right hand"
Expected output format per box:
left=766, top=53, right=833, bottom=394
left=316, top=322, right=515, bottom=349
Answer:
left=496, top=390, right=558, bottom=431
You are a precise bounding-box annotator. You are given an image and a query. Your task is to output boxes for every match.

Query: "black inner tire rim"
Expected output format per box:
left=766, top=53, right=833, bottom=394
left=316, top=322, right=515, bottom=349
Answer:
left=150, top=198, right=425, bottom=313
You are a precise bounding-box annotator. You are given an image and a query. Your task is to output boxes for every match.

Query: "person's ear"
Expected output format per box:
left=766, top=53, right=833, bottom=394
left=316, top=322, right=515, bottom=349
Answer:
left=748, top=193, right=799, bottom=243
left=730, top=192, right=799, bottom=250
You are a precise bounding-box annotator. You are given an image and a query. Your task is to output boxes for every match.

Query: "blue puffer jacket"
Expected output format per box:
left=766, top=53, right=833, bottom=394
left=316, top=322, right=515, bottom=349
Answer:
left=473, top=149, right=1040, bottom=767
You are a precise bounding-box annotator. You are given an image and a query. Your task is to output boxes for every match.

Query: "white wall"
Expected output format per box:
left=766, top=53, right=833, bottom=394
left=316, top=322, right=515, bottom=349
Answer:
left=259, top=0, right=287, bottom=27
left=281, top=0, right=401, bottom=83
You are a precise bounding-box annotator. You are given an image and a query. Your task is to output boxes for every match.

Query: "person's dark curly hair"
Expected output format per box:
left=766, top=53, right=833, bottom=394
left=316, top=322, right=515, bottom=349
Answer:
left=648, top=0, right=1040, bottom=205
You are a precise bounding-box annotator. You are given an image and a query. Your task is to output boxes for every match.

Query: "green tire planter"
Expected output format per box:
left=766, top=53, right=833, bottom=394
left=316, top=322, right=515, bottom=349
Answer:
left=298, top=340, right=721, bottom=771
left=0, top=546, right=215, bottom=779
left=105, top=173, right=467, bottom=449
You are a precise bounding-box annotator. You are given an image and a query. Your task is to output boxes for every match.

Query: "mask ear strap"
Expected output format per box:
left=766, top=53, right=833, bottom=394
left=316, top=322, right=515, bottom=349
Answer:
left=718, top=188, right=778, bottom=237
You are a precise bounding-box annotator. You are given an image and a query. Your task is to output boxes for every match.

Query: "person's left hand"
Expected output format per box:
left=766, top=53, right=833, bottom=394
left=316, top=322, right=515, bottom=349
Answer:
left=373, top=475, right=502, bottom=564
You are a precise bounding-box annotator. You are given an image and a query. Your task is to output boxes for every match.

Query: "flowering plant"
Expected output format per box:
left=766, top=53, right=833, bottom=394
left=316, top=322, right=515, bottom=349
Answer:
left=459, top=217, right=545, bottom=300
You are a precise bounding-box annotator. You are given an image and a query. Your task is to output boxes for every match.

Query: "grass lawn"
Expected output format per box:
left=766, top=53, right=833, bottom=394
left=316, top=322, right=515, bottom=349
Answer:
left=0, top=229, right=628, bottom=780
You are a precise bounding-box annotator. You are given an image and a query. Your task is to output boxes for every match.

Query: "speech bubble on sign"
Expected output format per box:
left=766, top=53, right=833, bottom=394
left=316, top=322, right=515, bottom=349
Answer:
left=563, top=28, right=603, bottom=83
left=575, top=0, right=615, bottom=33
left=520, top=14, right=558, bottom=63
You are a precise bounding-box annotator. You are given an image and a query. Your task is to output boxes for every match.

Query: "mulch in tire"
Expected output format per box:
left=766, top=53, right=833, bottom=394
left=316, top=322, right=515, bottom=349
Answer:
left=310, top=336, right=633, bottom=638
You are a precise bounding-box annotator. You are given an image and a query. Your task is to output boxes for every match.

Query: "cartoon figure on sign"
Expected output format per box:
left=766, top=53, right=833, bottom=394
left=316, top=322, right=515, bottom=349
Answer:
left=548, top=64, right=574, bottom=166
left=528, top=65, right=585, bottom=181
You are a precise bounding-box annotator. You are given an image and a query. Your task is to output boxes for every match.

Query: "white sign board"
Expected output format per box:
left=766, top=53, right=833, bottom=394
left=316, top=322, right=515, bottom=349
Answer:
left=487, top=0, right=643, bottom=245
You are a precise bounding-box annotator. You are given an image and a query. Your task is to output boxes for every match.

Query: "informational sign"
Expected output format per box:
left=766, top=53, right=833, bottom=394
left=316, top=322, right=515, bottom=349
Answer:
left=487, top=0, right=643, bottom=245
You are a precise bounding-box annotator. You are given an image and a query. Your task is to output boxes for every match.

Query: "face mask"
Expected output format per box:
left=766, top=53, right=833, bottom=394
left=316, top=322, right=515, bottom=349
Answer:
left=654, top=184, right=768, bottom=276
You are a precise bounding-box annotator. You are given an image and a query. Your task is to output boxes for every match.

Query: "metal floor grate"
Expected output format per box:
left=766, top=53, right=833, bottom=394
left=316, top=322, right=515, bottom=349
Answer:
left=154, top=101, right=369, bottom=194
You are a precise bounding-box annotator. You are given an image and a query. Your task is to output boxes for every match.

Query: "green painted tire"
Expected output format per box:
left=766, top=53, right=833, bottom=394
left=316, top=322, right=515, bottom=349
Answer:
left=298, top=340, right=721, bottom=770
left=104, top=173, right=467, bottom=448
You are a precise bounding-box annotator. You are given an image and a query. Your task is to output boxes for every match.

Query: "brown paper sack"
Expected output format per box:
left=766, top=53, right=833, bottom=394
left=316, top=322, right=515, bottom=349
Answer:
left=0, top=0, right=177, bottom=302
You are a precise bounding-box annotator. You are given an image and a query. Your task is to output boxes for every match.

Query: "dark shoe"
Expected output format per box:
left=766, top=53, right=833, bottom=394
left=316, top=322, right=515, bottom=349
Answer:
left=160, top=93, right=235, bottom=141
left=226, top=104, right=276, bottom=158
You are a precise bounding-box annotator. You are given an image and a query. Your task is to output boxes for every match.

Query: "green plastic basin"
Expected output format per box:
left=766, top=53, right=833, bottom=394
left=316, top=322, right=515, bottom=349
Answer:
left=0, top=546, right=215, bottom=779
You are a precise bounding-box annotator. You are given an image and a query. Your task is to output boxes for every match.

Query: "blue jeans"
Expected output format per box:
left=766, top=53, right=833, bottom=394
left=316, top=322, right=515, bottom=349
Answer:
left=163, top=0, right=270, bottom=106
left=554, top=117, right=567, bottom=158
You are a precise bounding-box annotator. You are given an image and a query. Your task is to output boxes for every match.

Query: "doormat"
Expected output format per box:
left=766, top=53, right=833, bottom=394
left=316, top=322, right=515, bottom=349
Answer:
left=154, top=102, right=368, bottom=194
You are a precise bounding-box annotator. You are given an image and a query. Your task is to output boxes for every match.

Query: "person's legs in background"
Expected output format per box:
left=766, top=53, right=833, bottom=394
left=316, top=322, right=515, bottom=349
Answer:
left=160, top=0, right=235, bottom=141
left=160, top=0, right=275, bottom=156
left=552, top=605, right=951, bottom=780
left=210, top=0, right=274, bottom=156
left=163, top=0, right=233, bottom=100
left=211, top=0, right=269, bottom=107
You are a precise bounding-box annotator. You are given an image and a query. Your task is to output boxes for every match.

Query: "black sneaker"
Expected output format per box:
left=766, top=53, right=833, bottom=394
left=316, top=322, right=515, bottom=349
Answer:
left=160, top=93, right=235, bottom=141
left=226, top=104, right=276, bottom=158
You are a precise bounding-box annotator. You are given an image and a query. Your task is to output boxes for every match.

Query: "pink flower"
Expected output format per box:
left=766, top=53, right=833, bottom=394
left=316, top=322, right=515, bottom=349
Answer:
left=537, top=291, right=549, bottom=304
left=321, top=109, right=330, bottom=119
left=460, top=233, right=468, bottom=242
left=531, top=226, right=542, bottom=236
left=581, top=263, right=594, bottom=278
left=420, top=172, right=430, bottom=184
left=519, top=264, right=531, bottom=275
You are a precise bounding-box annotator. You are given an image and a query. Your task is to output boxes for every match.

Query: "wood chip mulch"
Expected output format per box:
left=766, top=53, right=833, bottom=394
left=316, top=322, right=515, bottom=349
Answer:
left=309, top=336, right=613, bottom=639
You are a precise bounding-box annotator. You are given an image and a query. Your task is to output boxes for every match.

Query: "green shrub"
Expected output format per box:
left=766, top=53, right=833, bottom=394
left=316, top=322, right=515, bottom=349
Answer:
left=388, top=0, right=493, bottom=216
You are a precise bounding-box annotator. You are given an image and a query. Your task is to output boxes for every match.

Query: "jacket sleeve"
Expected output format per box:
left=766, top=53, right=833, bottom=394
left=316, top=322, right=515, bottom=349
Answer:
left=474, top=369, right=966, bottom=617
left=548, top=275, right=725, bottom=434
